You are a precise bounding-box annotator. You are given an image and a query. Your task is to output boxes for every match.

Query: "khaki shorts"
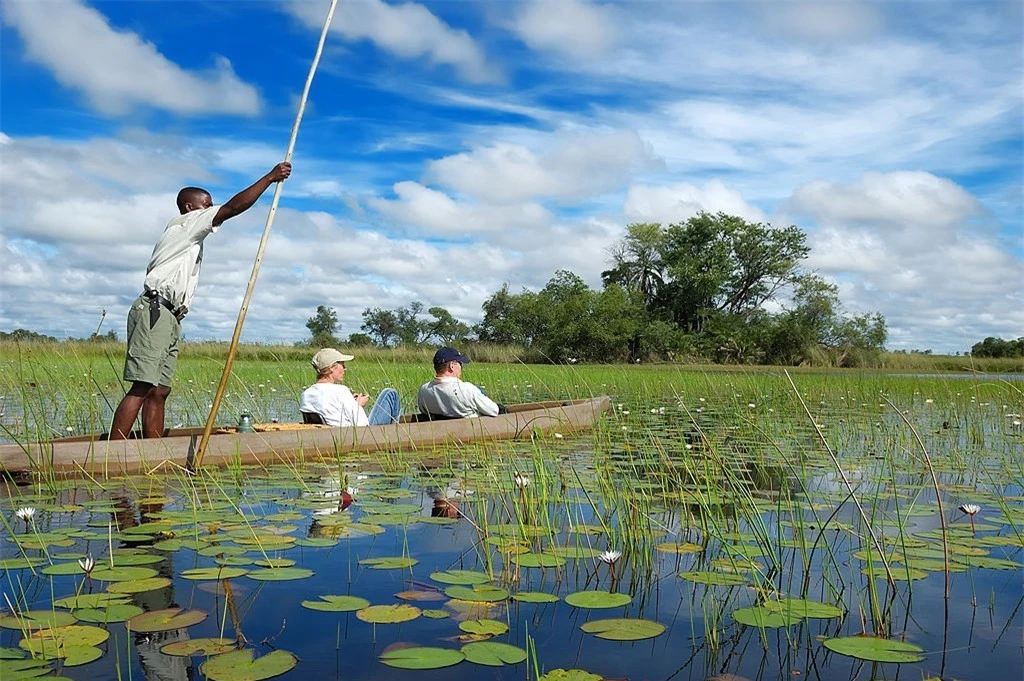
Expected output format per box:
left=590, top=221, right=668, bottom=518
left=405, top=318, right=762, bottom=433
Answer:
left=123, top=295, right=181, bottom=387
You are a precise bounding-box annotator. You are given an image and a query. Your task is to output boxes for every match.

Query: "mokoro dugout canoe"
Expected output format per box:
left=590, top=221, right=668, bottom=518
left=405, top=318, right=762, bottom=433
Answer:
left=0, top=397, right=612, bottom=478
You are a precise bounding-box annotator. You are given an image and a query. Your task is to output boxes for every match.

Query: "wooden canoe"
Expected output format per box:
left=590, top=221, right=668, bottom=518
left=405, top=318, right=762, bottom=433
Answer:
left=0, top=397, right=611, bottom=478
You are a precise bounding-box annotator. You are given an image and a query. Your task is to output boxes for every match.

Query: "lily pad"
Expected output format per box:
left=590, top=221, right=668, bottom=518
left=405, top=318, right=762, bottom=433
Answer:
left=72, top=604, right=144, bottom=624
left=430, top=569, right=491, bottom=585
left=245, top=567, right=313, bottom=581
left=0, top=610, right=78, bottom=630
left=564, top=591, right=632, bottom=609
left=580, top=618, right=665, bottom=641
left=0, top=557, right=47, bottom=570
left=396, top=590, right=447, bottom=602
left=512, top=591, right=560, bottom=604
left=655, top=542, right=704, bottom=554
left=459, top=619, right=508, bottom=636
left=201, top=648, right=298, bottom=681
left=53, top=593, right=128, bottom=609
left=161, top=637, right=237, bottom=657
left=294, top=537, right=338, bottom=548
left=763, top=598, right=844, bottom=619
left=461, top=641, right=527, bottom=666
left=539, top=670, right=602, bottom=681
left=358, top=556, right=418, bottom=570
left=679, top=570, right=748, bottom=586
left=732, top=606, right=800, bottom=628
left=90, top=566, right=159, bottom=582
left=379, top=646, right=464, bottom=670
left=823, top=635, right=925, bottom=663
left=181, top=567, right=249, bottom=580
left=422, top=609, right=449, bottom=619
left=300, top=595, right=370, bottom=612
left=18, top=624, right=109, bottom=658
left=511, top=553, right=566, bottom=568
left=444, top=585, right=509, bottom=603
left=108, top=576, right=173, bottom=594
left=356, top=604, right=421, bottom=624
left=128, top=608, right=207, bottom=633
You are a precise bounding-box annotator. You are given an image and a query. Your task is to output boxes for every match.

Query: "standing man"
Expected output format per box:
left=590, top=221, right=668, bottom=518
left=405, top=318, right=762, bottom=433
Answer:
left=417, top=347, right=504, bottom=419
left=109, top=162, right=292, bottom=439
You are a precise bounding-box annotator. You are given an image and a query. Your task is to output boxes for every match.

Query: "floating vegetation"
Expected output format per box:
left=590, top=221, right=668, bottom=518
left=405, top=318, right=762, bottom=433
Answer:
left=0, top=366, right=1021, bottom=680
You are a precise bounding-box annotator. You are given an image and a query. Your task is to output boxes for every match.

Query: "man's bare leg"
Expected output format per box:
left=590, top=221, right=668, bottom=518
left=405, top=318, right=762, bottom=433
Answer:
left=141, top=385, right=171, bottom=438
left=110, top=382, right=155, bottom=440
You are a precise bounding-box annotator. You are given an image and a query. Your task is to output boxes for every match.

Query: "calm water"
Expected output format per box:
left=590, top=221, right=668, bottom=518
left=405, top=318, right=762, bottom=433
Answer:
left=2, top=391, right=1022, bottom=681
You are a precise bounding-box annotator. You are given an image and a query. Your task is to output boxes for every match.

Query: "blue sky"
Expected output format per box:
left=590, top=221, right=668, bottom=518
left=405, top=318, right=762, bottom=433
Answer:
left=1, top=0, right=1021, bottom=353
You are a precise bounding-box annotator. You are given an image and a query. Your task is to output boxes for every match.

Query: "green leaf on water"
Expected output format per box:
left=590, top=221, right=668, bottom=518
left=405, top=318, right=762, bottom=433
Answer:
left=580, top=618, right=665, bottom=641
left=0, top=610, right=78, bottom=630
left=0, top=557, right=47, bottom=570
left=379, top=646, right=464, bottom=670
left=90, top=566, right=159, bottom=582
left=564, top=591, right=632, bottom=609
left=444, top=585, right=509, bottom=603
left=300, top=595, right=370, bottom=612
left=512, top=591, right=560, bottom=604
left=181, top=567, right=248, bottom=580
left=108, top=577, right=173, bottom=594
left=679, top=571, right=748, bottom=586
left=459, top=619, right=508, bottom=636
left=358, top=556, right=418, bottom=570
left=422, top=609, right=449, bottom=619
left=655, top=542, right=704, bottom=554
left=53, top=593, right=128, bottom=609
left=822, top=635, right=925, bottom=663
left=732, top=606, right=800, bottom=628
left=200, top=648, right=298, bottom=681
left=763, top=598, right=844, bottom=619
left=294, top=537, right=338, bottom=548
left=461, top=641, right=527, bottom=666
left=18, top=624, right=109, bottom=658
left=430, top=569, right=490, bottom=585
left=511, top=553, right=566, bottom=568
left=538, top=670, right=602, bottom=681
left=128, top=608, right=207, bottom=633
left=72, top=604, right=144, bottom=624
left=161, top=638, right=237, bottom=657
left=245, top=567, right=313, bottom=581
left=356, top=604, right=421, bottom=624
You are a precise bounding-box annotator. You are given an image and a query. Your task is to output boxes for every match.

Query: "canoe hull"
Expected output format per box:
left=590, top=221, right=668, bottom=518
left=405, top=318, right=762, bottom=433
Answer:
left=0, top=397, right=611, bottom=477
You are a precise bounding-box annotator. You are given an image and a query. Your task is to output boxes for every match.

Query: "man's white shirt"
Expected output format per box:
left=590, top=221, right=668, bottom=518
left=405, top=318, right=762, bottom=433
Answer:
left=143, top=206, right=219, bottom=309
left=417, top=377, right=499, bottom=418
left=299, top=383, right=370, bottom=427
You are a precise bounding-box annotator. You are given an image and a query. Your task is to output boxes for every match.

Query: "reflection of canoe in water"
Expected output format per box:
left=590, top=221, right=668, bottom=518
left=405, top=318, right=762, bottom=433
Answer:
left=0, top=397, right=612, bottom=478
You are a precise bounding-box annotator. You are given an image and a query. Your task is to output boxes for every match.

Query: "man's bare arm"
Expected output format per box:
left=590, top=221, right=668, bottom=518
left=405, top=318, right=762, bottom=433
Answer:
left=213, top=162, right=292, bottom=227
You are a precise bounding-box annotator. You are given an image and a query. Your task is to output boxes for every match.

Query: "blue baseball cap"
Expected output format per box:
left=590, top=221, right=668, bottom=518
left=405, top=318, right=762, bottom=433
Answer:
left=433, top=347, right=470, bottom=370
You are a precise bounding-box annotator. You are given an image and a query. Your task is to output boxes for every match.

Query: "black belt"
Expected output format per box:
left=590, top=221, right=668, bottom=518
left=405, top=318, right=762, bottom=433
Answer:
left=143, top=290, right=187, bottom=325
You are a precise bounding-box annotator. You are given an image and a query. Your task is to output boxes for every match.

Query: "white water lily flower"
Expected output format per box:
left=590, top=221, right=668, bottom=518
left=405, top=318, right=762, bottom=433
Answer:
left=598, top=550, right=622, bottom=564
left=959, top=504, right=981, bottom=516
left=514, top=473, right=531, bottom=488
left=553, top=432, right=564, bottom=439
left=78, top=555, right=95, bottom=573
left=15, top=507, right=35, bottom=522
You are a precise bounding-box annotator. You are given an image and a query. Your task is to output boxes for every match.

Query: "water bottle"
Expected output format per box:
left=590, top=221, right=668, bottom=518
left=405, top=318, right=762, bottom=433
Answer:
left=237, top=412, right=254, bottom=433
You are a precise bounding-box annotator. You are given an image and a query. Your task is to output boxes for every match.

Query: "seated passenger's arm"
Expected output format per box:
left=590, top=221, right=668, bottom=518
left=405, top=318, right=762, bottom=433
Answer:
left=470, top=384, right=500, bottom=417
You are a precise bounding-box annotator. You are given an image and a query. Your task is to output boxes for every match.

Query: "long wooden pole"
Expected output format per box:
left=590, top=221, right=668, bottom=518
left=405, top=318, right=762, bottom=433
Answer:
left=193, top=0, right=339, bottom=469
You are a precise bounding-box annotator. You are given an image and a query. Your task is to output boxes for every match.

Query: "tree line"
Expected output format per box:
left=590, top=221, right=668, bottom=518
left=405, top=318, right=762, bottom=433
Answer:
left=306, top=212, right=891, bottom=366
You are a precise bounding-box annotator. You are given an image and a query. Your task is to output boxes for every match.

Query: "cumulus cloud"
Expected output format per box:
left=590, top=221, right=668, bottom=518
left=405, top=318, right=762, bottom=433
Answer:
left=795, top=171, right=1022, bottom=350
left=282, top=0, right=499, bottom=84
left=789, top=172, right=983, bottom=230
left=512, top=0, right=618, bottom=58
left=368, top=181, right=553, bottom=238
left=0, top=0, right=260, bottom=116
left=623, top=180, right=768, bottom=225
left=425, top=129, right=661, bottom=203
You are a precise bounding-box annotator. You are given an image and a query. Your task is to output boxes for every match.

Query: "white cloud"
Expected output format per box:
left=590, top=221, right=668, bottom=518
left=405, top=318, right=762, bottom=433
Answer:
left=368, top=181, right=554, bottom=238
left=760, top=1, right=885, bottom=43
left=623, top=180, right=768, bottom=225
left=425, top=129, right=660, bottom=203
left=283, top=0, right=499, bottom=84
left=795, top=171, right=1023, bottom=350
left=0, top=0, right=260, bottom=116
left=512, top=0, right=618, bottom=58
left=790, top=171, right=983, bottom=230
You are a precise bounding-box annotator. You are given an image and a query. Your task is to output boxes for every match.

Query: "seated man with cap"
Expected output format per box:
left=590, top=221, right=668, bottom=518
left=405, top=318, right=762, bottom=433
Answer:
left=417, top=347, right=504, bottom=419
left=299, top=348, right=401, bottom=427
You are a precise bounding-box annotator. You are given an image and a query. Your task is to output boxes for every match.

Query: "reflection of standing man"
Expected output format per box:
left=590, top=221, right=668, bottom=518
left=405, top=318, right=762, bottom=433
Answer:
left=109, top=162, right=292, bottom=440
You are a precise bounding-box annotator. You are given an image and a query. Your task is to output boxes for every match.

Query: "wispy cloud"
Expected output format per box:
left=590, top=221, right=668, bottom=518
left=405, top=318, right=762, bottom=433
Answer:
left=0, top=0, right=260, bottom=115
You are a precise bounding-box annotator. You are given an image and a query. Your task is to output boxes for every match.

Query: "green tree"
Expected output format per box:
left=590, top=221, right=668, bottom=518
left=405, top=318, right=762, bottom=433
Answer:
left=347, top=332, right=375, bottom=347
left=306, top=305, right=340, bottom=347
left=361, top=307, right=401, bottom=347
left=602, top=222, right=665, bottom=305
left=971, top=336, right=1024, bottom=358
left=427, top=306, right=470, bottom=345
left=395, top=301, right=430, bottom=346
